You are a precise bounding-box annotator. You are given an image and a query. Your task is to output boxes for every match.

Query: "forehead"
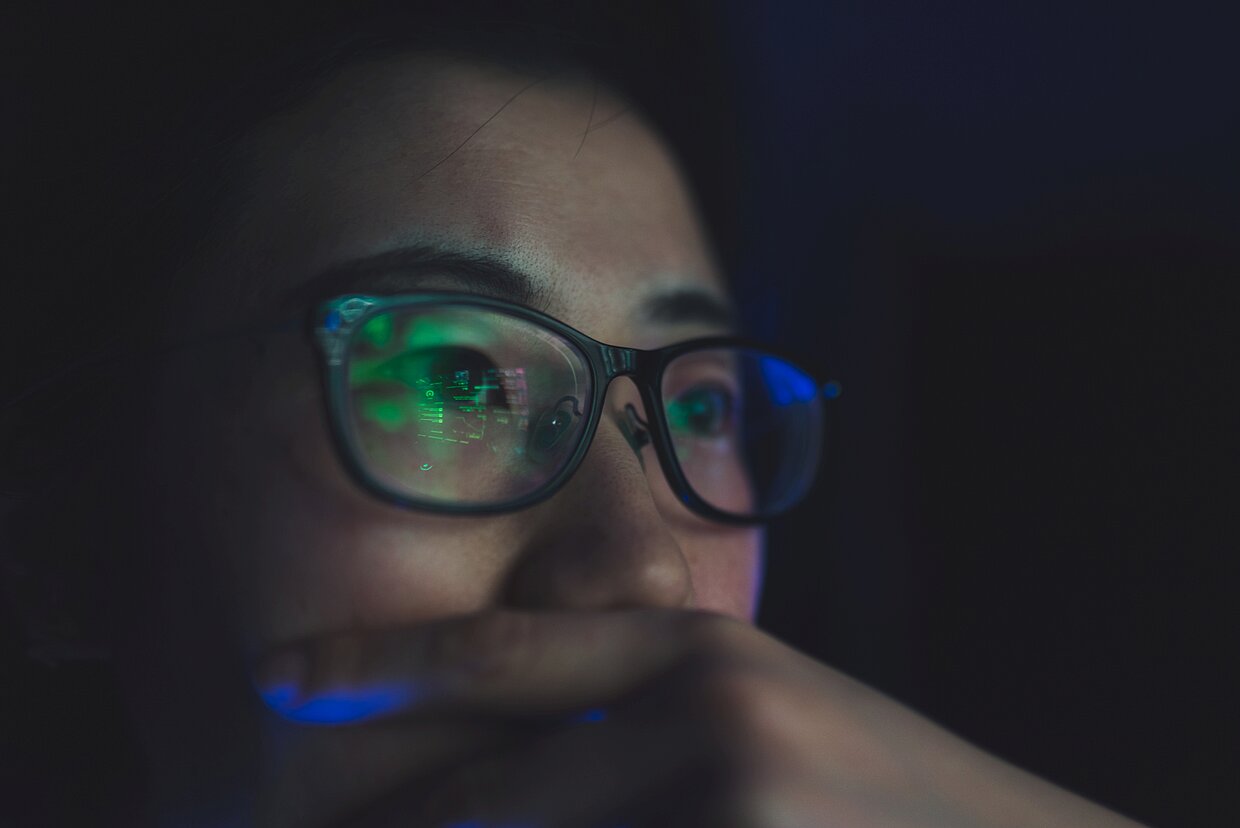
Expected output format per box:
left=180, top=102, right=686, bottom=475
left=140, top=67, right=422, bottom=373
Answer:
left=188, top=52, right=727, bottom=344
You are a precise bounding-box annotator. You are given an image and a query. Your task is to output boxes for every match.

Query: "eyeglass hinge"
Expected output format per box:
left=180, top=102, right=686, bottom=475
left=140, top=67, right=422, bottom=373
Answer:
left=315, top=295, right=378, bottom=366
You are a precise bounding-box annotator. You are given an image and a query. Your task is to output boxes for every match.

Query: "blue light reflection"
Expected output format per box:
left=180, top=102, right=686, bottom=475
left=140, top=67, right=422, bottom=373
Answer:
left=261, top=682, right=419, bottom=724
left=760, top=357, right=818, bottom=406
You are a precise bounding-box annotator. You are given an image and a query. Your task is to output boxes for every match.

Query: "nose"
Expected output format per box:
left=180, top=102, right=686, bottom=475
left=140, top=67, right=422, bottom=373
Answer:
left=499, top=380, right=694, bottom=611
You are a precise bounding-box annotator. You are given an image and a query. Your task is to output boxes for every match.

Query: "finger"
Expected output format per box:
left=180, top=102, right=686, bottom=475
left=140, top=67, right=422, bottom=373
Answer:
left=338, top=697, right=705, bottom=828
left=254, top=716, right=532, bottom=828
left=255, top=608, right=762, bottom=723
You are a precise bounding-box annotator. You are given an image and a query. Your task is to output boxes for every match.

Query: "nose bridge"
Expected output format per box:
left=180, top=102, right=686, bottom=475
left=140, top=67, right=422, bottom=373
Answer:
left=499, top=346, right=693, bottom=612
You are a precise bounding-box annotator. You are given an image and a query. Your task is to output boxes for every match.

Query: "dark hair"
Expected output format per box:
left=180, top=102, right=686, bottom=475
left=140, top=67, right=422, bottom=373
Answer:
left=8, top=1, right=740, bottom=382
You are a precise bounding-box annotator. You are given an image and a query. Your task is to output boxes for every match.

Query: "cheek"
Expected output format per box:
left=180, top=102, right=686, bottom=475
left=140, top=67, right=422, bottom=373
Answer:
left=681, top=528, right=765, bottom=621
left=237, top=439, right=529, bottom=656
left=223, top=467, right=493, bottom=653
left=182, top=341, right=516, bottom=655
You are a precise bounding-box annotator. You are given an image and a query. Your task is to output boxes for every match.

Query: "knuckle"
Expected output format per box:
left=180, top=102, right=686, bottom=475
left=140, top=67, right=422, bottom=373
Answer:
left=674, top=661, right=795, bottom=781
left=431, top=610, right=534, bottom=679
left=673, top=616, right=768, bottom=715
left=680, top=609, right=759, bottom=659
left=713, top=781, right=799, bottom=828
left=696, top=667, right=775, bottom=731
left=700, top=756, right=785, bottom=828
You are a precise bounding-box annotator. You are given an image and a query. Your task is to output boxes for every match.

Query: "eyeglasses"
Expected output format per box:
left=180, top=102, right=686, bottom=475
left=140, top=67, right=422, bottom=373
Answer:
left=314, top=293, right=837, bottom=524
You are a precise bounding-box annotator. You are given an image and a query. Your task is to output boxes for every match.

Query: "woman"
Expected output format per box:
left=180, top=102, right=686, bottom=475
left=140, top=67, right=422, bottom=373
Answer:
left=3, top=4, right=1145, bottom=826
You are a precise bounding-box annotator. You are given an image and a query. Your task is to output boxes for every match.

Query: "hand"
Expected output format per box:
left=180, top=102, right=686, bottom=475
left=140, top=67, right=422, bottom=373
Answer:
left=254, top=609, right=1143, bottom=827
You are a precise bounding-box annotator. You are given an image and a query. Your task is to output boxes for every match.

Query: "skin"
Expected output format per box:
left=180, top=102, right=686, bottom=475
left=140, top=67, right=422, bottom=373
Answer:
left=111, top=53, right=1145, bottom=826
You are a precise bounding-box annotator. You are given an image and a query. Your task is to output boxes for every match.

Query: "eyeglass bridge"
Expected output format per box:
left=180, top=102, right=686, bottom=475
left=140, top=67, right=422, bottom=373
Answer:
left=598, top=344, right=637, bottom=377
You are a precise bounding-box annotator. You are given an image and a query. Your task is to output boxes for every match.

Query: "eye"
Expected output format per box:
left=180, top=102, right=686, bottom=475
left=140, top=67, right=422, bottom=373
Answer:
left=527, top=395, right=582, bottom=460
left=667, top=385, right=734, bottom=439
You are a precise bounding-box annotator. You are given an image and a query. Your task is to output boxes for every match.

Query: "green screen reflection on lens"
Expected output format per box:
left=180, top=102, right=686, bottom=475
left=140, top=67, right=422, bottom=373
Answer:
left=359, top=313, right=392, bottom=349
left=359, top=396, right=407, bottom=431
left=349, top=308, right=542, bottom=481
left=346, top=306, right=591, bottom=505
left=353, top=350, right=524, bottom=444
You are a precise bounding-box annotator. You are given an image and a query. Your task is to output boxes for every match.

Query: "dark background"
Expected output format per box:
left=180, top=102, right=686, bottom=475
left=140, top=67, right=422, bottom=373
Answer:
left=733, top=3, right=1240, bottom=827
left=4, top=2, right=1238, bottom=826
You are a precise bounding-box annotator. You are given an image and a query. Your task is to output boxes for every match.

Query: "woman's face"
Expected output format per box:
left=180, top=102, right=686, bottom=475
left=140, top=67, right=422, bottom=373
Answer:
left=131, top=53, right=762, bottom=708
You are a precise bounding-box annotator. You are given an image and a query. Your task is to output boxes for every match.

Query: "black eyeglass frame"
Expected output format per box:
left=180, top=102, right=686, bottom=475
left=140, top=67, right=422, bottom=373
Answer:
left=314, top=292, right=836, bottom=526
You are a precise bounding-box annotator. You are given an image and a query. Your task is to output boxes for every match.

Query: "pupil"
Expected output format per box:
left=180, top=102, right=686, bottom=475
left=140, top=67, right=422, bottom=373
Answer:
left=671, top=388, right=726, bottom=437
left=528, top=397, right=581, bottom=458
left=689, top=397, right=717, bottom=431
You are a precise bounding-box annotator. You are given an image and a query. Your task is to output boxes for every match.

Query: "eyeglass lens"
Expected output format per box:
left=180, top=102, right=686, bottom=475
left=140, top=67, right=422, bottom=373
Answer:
left=661, top=348, right=822, bottom=516
left=343, top=304, right=822, bottom=517
left=346, top=305, right=592, bottom=506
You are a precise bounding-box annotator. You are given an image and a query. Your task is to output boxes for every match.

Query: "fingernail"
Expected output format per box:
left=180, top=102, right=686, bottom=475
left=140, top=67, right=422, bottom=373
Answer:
left=256, top=649, right=306, bottom=709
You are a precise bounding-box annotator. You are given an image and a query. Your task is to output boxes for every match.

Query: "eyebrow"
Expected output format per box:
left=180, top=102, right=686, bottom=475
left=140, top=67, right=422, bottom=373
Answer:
left=641, top=287, right=736, bottom=330
left=281, top=245, right=550, bottom=313
left=282, top=244, right=737, bottom=332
